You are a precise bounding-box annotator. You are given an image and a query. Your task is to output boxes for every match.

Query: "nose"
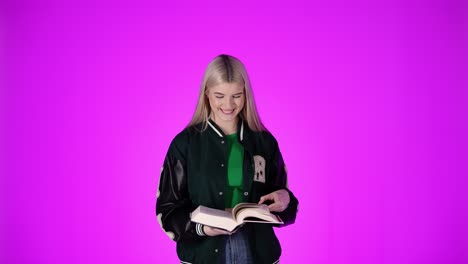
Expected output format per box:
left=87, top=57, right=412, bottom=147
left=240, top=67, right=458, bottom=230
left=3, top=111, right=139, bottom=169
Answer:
left=224, top=97, right=235, bottom=108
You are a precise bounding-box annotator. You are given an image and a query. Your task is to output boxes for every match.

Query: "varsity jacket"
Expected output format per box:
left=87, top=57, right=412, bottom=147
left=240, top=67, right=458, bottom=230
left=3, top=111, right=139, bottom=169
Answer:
left=156, top=118, right=299, bottom=264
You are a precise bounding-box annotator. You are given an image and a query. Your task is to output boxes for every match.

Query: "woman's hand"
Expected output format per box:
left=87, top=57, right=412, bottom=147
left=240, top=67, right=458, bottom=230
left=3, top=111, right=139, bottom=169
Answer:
left=258, top=189, right=290, bottom=212
left=203, top=225, right=232, bottom=236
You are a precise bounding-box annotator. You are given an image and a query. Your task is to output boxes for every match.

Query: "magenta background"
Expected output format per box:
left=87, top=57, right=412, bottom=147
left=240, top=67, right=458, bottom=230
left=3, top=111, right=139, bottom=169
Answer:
left=3, top=0, right=468, bottom=263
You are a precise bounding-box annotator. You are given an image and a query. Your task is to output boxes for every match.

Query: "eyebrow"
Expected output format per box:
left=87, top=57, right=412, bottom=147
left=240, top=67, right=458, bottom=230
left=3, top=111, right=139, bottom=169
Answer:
left=214, top=92, right=244, bottom=95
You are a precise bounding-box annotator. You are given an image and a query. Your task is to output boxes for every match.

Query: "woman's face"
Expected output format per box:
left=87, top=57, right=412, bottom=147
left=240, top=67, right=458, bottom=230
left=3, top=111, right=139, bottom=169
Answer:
left=206, top=82, right=245, bottom=125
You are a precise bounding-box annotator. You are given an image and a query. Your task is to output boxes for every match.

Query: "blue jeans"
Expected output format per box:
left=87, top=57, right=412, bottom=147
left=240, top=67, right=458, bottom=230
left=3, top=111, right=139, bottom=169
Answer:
left=224, top=227, right=253, bottom=264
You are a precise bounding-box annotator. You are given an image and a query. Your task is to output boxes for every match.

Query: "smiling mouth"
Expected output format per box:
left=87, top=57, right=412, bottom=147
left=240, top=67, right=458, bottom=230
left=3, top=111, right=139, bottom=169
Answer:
left=220, top=109, right=234, bottom=114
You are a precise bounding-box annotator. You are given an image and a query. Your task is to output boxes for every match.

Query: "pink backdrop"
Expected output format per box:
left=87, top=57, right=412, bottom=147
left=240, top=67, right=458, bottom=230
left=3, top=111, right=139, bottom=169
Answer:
left=4, top=0, right=468, bottom=263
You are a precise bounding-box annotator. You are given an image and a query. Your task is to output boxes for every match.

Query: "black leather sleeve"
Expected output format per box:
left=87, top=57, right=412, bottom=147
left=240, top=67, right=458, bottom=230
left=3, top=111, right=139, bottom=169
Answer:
left=270, top=139, right=299, bottom=227
left=156, top=139, right=204, bottom=242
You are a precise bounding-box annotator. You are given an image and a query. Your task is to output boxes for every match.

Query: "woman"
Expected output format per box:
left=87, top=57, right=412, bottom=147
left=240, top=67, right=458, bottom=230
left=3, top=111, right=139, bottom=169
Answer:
left=156, top=54, right=298, bottom=264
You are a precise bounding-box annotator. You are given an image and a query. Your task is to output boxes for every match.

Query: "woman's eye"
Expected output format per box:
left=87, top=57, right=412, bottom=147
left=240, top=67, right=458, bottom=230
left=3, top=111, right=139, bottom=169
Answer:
left=214, top=95, right=241, bottom=99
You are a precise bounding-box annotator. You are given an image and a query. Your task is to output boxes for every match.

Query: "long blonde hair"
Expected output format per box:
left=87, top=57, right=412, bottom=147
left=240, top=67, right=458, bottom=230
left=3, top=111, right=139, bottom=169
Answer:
left=187, top=54, right=267, bottom=132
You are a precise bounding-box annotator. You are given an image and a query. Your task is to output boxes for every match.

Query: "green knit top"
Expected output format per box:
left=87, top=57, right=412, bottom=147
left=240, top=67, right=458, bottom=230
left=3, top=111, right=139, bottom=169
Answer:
left=225, top=133, right=244, bottom=208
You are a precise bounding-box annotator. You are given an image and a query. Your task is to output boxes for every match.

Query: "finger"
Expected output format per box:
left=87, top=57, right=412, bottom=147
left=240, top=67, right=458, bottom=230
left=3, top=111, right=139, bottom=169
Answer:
left=259, top=194, right=274, bottom=204
left=258, top=197, right=264, bottom=204
left=205, top=226, right=224, bottom=236
left=268, top=203, right=278, bottom=211
left=214, top=227, right=231, bottom=235
left=268, top=203, right=283, bottom=212
left=258, top=196, right=267, bottom=204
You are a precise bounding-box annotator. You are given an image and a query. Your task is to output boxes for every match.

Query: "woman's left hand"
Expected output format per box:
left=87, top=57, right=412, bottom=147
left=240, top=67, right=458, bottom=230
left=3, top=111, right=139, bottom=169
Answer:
left=258, top=189, right=290, bottom=212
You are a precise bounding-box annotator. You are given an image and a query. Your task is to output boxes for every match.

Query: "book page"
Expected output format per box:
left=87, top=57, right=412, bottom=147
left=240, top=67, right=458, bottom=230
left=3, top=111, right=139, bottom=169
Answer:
left=191, top=206, right=238, bottom=231
left=191, top=204, right=283, bottom=232
left=232, top=203, right=269, bottom=218
left=236, top=208, right=282, bottom=224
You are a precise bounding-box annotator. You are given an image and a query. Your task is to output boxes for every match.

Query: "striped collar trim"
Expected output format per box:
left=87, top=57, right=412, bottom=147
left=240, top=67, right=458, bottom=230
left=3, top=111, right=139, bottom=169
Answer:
left=207, top=121, right=223, bottom=137
left=240, top=121, right=244, bottom=141
left=207, top=119, right=244, bottom=141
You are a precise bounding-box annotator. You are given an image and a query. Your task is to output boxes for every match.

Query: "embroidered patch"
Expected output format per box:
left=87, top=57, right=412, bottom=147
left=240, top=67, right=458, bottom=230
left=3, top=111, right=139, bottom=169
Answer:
left=253, top=155, right=266, bottom=183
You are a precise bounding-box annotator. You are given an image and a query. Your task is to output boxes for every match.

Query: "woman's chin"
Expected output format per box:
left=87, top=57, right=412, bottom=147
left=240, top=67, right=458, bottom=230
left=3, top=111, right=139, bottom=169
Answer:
left=215, top=114, right=238, bottom=123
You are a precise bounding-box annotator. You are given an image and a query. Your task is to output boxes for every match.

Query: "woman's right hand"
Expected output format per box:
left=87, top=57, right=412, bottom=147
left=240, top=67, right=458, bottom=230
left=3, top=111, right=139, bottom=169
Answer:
left=203, top=225, right=232, bottom=236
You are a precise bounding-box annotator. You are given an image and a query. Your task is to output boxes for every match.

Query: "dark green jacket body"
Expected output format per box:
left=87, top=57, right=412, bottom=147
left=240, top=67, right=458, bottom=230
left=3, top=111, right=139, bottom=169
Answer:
left=156, top=119, right=299, bottom=264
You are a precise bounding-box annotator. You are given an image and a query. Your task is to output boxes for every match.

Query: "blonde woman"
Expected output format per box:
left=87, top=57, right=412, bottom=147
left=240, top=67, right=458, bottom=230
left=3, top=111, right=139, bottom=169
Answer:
left=156, top=54, right=298, bottom=264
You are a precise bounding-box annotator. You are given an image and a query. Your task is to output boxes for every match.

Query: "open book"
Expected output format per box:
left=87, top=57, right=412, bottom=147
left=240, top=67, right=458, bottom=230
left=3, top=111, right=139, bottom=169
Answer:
left=190, top=203, right=283, bottom=232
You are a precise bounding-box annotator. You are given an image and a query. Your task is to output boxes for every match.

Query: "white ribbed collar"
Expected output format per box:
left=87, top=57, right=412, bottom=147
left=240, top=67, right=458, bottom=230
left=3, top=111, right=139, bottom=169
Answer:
left=207, top=119, right=244, bottom=142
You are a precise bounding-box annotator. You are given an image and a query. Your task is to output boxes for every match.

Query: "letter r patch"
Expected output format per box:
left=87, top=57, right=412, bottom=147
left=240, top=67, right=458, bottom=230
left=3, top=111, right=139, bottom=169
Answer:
left=253, top=155, right=266, bottom=183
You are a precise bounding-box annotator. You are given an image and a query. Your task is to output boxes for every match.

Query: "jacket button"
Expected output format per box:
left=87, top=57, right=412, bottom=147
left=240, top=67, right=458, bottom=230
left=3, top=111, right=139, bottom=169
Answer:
left=219, top=192, right=223, bottom=195
left=214, top=248, right=219, bottom=253
left=244, top=192, right=249, bottom=196
left=221, top=140, right=225, bottom=144
left=221, top=164, right=225, bottom=167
